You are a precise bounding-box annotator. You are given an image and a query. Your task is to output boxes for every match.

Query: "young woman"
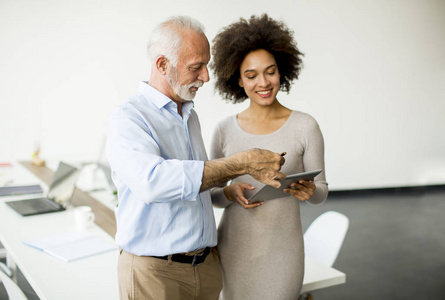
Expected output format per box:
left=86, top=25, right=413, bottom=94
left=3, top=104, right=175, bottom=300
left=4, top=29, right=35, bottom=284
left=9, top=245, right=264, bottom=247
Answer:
left=210, top=14, right=329, bottom=299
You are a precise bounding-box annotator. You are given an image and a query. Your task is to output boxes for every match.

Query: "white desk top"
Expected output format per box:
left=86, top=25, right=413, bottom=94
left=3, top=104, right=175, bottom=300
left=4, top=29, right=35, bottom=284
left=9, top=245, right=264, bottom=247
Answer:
left=0, top=203, right=119, bottom=300
left=0, top=163, right=344, bottom=299
left=0, top=163, right=119, bottom=300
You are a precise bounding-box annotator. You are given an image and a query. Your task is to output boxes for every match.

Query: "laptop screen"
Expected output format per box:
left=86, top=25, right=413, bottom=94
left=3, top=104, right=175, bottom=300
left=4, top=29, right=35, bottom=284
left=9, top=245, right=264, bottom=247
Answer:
left=46, top=162, right=80, bottom=207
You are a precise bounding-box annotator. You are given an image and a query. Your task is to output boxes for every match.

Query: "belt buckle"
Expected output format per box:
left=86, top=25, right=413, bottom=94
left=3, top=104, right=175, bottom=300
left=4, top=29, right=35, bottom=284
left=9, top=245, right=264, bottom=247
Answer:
left=191, top=251, right=205, bottom=266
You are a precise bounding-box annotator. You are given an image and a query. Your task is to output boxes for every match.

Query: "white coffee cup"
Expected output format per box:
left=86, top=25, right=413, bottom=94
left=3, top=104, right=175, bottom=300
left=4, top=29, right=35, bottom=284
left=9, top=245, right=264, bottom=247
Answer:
left=74, top=206, right=95, bottom=231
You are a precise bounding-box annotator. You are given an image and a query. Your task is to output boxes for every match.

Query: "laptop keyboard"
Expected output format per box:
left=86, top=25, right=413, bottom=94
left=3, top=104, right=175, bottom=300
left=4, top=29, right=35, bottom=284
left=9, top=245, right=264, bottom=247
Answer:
left=22, top=198, right=62, bottom=210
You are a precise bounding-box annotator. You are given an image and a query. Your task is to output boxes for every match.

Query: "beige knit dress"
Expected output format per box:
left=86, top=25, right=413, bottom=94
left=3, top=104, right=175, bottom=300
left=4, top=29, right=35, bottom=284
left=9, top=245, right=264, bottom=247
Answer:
left=210, top=110, right=328, bottom=300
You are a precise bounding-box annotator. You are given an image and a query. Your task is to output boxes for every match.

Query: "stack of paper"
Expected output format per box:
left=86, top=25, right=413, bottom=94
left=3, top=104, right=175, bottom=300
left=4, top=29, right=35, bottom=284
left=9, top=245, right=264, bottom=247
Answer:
left=23, top=232, right=117, bottom=262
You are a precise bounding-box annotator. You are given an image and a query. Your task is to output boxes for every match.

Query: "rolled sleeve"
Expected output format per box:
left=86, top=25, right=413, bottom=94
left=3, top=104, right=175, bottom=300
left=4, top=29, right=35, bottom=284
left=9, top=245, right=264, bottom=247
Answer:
left=181, top=160, right=204, bottom=201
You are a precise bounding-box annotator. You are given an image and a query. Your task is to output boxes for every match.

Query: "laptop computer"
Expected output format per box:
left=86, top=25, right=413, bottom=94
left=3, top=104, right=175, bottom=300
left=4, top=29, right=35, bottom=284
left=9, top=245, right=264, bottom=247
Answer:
left=6, top=161, right=80, bottom=216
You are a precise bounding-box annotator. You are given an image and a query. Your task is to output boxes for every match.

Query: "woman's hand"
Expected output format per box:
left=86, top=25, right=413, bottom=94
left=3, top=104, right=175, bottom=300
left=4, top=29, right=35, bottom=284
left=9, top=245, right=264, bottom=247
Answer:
left=284, top=180, right=316, bottom=201
left=223, top=182, right=263, bottom=209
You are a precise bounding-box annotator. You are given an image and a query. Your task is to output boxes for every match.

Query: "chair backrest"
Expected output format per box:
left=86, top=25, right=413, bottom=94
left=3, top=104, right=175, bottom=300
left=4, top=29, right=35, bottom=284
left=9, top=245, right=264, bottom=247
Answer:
left=303, top=211, right=349, bottom=267
left=0, top=267, right=29, bottom=300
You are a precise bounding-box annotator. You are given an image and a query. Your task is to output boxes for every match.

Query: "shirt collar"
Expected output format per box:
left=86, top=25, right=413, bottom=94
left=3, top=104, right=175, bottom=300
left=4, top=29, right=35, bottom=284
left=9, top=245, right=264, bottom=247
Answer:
left=138, top=81, right=195, bottom=116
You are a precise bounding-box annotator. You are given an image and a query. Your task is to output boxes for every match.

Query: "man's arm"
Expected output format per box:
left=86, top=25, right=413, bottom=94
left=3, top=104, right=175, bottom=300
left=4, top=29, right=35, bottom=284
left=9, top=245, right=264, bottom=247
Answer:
left=200, top=148, right=286, bottom=191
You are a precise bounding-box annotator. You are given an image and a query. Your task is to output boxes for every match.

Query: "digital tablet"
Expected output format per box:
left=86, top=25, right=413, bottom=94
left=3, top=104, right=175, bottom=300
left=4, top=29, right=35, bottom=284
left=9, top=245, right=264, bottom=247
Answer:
left=248, top=169, right=322, bottom=203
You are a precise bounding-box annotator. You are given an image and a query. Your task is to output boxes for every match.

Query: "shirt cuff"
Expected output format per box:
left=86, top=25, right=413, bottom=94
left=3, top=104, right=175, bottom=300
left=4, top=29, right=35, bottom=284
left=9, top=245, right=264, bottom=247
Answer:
left=181, top=160, right=204, bottom=201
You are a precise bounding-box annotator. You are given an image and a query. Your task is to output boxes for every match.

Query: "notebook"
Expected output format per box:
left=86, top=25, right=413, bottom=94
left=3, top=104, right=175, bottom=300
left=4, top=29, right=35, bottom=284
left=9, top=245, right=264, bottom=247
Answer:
left=6, top=162, right=80, bottom=216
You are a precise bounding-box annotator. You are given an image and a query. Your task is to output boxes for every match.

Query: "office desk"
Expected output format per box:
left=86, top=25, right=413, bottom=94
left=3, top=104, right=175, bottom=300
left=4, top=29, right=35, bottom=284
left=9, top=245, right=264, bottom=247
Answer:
left=19, top=161, right=117, bottom=237
left=0, top=162, right=119, bottom=300
left=0, top=162, right=344, bottom=299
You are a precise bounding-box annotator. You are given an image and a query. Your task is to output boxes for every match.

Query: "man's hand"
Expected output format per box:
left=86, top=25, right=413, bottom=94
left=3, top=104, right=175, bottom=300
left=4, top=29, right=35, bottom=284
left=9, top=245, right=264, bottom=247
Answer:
left=238, top=149, right=286, bottom=189
left=201, top=148, right=286, bottom=192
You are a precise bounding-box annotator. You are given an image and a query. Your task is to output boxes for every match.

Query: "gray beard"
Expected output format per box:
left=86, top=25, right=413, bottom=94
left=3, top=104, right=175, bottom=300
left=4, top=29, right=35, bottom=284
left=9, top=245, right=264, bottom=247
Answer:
left=167, top=67, right=202, bottom=101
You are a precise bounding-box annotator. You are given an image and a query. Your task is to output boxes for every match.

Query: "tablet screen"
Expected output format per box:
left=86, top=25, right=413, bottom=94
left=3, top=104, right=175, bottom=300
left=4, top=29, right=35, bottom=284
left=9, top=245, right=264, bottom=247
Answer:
left=248, top=169, right=322, bottom=203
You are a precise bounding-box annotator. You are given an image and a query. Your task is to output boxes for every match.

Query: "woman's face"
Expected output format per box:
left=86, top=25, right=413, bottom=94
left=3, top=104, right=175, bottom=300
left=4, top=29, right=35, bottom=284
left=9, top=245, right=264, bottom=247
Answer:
left=238, top=49, right=281, bottom=106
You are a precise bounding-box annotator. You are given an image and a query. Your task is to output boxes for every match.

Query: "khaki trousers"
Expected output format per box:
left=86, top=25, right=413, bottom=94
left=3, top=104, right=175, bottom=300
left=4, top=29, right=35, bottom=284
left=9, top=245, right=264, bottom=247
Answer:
left=118, top=247, right=222, bottom=300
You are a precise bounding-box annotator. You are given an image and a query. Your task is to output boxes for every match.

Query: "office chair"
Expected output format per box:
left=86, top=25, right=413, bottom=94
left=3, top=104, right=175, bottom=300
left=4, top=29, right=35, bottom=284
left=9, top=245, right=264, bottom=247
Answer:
left=300, top=211, right=349, bottom=300
left=0, top=262, right=29, bottom=300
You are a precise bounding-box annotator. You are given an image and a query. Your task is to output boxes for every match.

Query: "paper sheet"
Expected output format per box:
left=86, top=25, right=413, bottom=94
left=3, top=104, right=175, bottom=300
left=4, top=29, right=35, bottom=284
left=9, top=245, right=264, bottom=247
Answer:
left=23, top=232, right=117, bottom=262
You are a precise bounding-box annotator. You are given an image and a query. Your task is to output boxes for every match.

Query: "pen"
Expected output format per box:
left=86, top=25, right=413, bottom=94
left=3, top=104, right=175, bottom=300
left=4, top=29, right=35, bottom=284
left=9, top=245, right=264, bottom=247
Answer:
left=273, top=152, right=287, bottom=181
left=272, top=152, right=287, bottom=181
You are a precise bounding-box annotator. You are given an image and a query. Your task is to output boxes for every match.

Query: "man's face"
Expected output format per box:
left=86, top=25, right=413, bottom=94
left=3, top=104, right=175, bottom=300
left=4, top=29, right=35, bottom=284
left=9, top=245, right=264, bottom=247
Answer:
left=166, top=31, right=210, bottom=102
left=167, top=65, right=203, bottom=101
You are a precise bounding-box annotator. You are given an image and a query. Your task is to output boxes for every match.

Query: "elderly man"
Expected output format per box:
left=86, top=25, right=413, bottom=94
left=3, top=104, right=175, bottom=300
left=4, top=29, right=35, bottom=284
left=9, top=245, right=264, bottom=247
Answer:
left=107, top=16, right=285, bottom=300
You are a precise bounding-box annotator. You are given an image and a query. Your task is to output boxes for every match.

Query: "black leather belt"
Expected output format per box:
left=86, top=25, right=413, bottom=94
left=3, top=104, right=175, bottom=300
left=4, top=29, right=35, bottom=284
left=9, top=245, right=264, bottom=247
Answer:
left=152, top=247, right=211, bottom=266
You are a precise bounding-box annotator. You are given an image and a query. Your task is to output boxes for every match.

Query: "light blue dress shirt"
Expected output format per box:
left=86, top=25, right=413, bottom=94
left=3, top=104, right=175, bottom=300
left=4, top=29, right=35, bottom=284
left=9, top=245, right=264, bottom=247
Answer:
left=107, top=82, right=217, bottom=256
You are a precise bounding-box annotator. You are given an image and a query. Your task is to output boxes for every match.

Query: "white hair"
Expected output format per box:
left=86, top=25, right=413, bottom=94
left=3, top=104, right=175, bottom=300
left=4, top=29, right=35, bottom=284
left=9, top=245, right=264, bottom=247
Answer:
left=147, top=16, right=205, bottom=67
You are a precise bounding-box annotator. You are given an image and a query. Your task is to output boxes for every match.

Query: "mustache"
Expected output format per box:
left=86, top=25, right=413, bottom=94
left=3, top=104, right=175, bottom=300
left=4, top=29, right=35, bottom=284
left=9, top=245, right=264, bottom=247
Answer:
left=189, top=81, right=204, bottom=88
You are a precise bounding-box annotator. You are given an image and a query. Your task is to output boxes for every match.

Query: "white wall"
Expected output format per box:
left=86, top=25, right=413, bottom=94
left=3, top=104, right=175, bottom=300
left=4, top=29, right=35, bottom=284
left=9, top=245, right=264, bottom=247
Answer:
left=1, top=0, right=444, bottom=190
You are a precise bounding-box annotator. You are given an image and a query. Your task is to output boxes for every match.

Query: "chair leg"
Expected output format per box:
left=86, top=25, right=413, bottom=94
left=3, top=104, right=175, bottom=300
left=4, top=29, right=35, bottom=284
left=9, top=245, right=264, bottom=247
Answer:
left=0, top=262, right=13, bottom=277
left=6, top=252, right=17, bottom=282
